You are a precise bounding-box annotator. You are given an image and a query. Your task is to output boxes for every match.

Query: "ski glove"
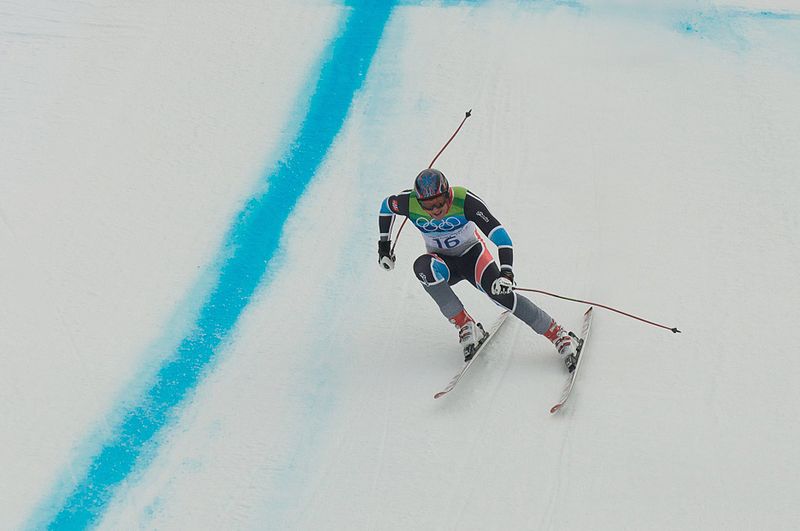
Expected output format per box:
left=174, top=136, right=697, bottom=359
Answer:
left=378, top=240, right=396, bottom=271
left=491, top=270, right=515, bottom=295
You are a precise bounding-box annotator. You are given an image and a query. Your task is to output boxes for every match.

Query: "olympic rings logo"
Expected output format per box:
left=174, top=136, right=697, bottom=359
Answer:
left=415, top=216, right=462, bottom=233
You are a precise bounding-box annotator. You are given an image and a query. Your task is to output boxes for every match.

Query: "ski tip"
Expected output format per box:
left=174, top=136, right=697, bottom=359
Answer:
left=550, top=404, right=563, bottom=414
left=434, top=392, right=446, bottom=399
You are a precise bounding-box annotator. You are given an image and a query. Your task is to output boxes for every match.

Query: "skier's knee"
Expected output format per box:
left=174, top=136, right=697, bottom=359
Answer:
left=489, top=290, right=515, bottom=311
left=413, top=253, right=450, bottom=286
left=479, top=268, right=514, bottom=310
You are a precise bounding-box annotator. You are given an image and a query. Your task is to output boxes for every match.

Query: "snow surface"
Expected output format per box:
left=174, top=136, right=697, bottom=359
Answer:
left=2, top=1, right=799, bottom=529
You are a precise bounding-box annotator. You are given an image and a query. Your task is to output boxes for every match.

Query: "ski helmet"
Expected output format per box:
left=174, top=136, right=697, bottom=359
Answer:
left=414, top=168, right=449, bottom=201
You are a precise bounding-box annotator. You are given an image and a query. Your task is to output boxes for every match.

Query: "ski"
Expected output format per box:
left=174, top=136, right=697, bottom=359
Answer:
left=550, top=307, right=594, bottom=414
left=434, top=311, right=510, bottom=399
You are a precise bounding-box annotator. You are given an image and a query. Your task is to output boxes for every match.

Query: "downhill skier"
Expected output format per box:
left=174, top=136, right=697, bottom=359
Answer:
left=378, top=167, right=578, bottom=370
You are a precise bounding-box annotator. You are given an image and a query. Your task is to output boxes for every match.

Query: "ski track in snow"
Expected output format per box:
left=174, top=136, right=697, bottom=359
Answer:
left=3, top=0, right=800, bottom=529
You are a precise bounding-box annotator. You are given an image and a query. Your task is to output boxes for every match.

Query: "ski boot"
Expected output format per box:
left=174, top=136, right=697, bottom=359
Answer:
left=544, top=320, right=578, bottom=372
left=450, top=309, right=488, bottom=362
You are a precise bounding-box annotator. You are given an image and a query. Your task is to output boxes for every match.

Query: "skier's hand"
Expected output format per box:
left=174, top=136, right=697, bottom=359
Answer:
left=378, top=240, right=396, bottom=271
left=491, top=270, right=515, bottom=295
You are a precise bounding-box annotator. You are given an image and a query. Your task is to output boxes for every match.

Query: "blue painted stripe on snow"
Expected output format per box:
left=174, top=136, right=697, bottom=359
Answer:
left=45, top=2, right=395, bottom=528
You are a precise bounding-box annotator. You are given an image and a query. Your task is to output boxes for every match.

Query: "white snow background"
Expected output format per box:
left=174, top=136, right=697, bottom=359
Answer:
left=1, top=1, right=799, bottom=529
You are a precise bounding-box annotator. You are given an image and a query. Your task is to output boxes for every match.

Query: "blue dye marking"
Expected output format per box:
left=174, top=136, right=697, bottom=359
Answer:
left=423, top=0, right=585, bottom=8
left=42, top=2, right=395, bottom=528
left=735, top=9, right=800, bottom=21
left=671, top=6, right=800, bottom=47
left=35, top=0, right=798, bottom=527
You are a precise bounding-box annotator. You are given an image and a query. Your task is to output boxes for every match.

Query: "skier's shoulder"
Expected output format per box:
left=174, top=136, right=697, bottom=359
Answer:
left=455, top=186, right=490, bottom=213
left=459, top=187, right=500, bottom=227
left=461, top=187, right=488, bottom=207
left=381, top=189, right=412, bottom=215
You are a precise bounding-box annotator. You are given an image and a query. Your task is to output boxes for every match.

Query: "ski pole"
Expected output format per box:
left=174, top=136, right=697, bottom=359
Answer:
left=391, top=109, right=473, bottom=255
left=428, top=109, right=471, bottom=168
left=390, top=218, right=406, bottom=255
left=513, top=286, right=681, bottom=334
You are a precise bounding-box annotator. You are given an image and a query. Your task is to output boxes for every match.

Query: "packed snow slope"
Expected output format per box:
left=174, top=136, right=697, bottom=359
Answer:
left=2, top=1, right=799, bottom=529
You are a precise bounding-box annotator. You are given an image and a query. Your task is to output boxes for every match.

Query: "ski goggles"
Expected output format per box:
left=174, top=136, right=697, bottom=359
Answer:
left=419, top=193, right=449, bottom=212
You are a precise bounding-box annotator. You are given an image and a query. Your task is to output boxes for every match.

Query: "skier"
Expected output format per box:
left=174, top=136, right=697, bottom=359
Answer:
left=378, top=168, right=578, bottom=370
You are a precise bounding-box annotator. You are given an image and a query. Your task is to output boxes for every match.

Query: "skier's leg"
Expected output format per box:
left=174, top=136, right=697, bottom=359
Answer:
left=475, top=261, right=553, bottom=334
left=412, top=253, right=463, bottom=319
left=459, top=242, right=517, bottom=311
left=413, top=253, right=484, bottom=359
left=510, top=293, right=554, bottom=334
left=465, top=244, right=576, bottom=365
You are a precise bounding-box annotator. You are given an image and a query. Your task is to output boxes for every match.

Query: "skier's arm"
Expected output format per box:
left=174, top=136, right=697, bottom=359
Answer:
left=464, top=191, right=514, bottom=273
left=378, top=192, right=410, bottom=240
left=378, top=198, right=395, bottom=242
left=377, top=192, right=410, bottom=270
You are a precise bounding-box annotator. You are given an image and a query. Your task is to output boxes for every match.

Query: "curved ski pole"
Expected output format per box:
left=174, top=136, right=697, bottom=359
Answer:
left=514, top=287, right=681, bottom=334
left=428, top=109, right=472, bottom=168
left=390, top=218, right=406, bottom=255
left=392, top=110, right=473, bottom=255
